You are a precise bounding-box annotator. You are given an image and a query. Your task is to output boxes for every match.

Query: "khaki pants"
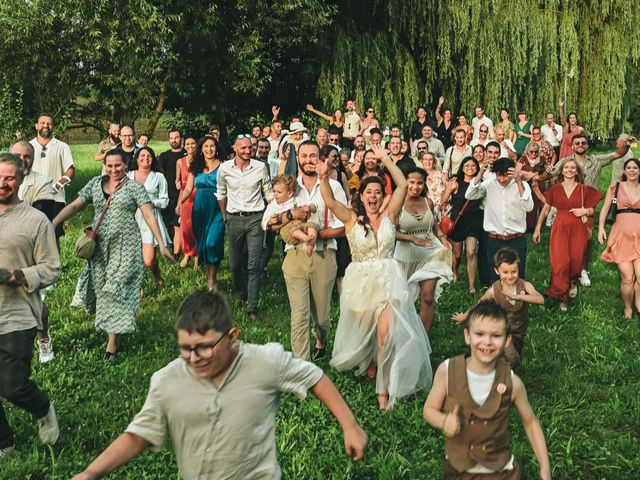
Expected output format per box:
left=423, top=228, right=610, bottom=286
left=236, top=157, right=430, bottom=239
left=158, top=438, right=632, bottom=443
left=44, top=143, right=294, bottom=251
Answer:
left=282, top=249, right=337, bottom=360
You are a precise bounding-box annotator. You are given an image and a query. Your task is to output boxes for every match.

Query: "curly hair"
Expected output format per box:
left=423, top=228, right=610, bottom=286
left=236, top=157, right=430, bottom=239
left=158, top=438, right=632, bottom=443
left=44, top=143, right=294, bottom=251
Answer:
left=272, top=174, right=297, bottom=192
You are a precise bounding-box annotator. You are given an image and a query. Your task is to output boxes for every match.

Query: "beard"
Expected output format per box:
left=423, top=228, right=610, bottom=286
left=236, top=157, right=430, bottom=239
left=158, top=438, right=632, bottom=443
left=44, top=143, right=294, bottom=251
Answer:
left=109, top=134, right=119, bottom=143
left=300, top=164, right=317, bottom=176
left=38, top=128, right=53, bottom=138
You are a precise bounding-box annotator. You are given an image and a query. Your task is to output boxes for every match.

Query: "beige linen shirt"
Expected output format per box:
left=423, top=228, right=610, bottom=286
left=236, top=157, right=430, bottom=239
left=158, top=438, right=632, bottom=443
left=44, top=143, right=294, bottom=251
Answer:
left=18, top=170, right=55, bottom=205
left=0, top=202, right=60, bottom=335
left=126, top=342, right=323, bottom=480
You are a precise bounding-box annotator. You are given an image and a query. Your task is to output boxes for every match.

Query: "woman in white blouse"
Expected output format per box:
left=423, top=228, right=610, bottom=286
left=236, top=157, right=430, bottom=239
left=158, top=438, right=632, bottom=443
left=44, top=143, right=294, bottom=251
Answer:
left=127, top=147, right=171, bottom=288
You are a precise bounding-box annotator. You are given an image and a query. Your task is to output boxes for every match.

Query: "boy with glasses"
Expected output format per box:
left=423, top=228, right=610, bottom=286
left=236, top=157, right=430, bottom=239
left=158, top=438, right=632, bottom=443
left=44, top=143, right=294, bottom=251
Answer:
left=71, top=289, right=367, bottom=480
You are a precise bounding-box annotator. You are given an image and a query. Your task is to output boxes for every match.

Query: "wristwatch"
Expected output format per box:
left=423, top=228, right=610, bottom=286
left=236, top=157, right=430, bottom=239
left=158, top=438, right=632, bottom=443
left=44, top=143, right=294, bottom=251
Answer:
left=286, top=210, right=293, bottom=221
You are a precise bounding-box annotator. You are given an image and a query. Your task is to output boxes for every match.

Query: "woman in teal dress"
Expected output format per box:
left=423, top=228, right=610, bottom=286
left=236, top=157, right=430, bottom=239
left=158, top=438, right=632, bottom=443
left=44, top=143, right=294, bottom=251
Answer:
left=176, top=136, right=225, bottom=290
left=53, top=149, right=173, bottom=360
left=514, top=111, right=533, bottom=156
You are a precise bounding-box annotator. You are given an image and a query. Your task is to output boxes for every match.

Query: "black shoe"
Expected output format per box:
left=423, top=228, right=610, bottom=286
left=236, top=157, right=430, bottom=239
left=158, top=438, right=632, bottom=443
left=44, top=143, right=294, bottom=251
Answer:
left=102, top=351, right=117, bottom=362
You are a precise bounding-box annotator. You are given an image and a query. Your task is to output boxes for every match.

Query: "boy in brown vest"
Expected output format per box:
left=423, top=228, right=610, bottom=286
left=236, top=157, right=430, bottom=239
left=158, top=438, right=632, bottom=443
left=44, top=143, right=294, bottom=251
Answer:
left=424, top=301, right=551, bottom=479
left=452, top=248, right=544, bottom=368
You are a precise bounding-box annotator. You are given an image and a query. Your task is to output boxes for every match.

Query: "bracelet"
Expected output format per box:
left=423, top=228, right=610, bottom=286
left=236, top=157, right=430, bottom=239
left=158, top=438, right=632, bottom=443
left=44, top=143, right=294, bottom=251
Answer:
left=62, top=175, right=72, bottom=183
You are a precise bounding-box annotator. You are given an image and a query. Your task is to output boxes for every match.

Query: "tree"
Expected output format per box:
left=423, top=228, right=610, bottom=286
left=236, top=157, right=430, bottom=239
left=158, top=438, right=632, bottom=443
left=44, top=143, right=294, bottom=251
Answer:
left=0, top=0, right=333, bottom=141
left=316, top=0, right=640, bottom=136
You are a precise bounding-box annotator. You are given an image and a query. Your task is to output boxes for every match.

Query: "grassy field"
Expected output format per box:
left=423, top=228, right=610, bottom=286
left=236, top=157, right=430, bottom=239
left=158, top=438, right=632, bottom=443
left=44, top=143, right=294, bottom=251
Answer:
left=2, top=142, right=639, bottom=479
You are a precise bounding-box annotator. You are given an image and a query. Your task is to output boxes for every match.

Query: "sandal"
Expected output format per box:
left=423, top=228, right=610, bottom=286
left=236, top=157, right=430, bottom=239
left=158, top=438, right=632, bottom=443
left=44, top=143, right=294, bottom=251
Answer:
left=102, top=351, right=117, bottom=362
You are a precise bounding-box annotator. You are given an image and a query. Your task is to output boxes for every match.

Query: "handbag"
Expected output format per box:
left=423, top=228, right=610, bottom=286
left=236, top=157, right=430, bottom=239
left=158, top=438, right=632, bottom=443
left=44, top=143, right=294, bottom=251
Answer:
left=605, top=182, right=620, bottom=225
left=580, top=184, right=588, bottom=224
left=75, top=179, right=128, bottom=259
left=439, top=199, right=470, bottom=236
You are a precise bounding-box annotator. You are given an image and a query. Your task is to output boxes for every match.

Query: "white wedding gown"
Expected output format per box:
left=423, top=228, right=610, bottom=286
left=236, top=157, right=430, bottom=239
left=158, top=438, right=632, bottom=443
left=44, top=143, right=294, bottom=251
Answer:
left=330, top=214, right=433, bottom=408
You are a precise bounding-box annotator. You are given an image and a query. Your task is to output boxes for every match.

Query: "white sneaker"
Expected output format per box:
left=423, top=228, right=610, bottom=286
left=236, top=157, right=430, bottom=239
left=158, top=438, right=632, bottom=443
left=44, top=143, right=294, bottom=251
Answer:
left=579, top=270, right=591, bottom=287
left=0, top=444, right=15, bottom=460
left=37, top=404, right=59, bottom=445
left=38, top=337, right=55, bottom=363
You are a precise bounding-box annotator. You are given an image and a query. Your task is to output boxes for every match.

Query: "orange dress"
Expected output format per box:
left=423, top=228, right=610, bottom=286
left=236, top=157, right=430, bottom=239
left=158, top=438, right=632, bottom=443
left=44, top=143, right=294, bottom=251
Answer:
left=179, top=158, right=198, bottom=257
left=601, top=182, right=640, bottom=264
left=544, top=183, right=603, bottom=301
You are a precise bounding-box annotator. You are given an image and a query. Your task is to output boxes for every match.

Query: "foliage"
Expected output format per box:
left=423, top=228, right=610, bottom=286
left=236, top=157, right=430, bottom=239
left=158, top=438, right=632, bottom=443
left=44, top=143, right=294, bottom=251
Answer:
left=1, top=144, right=639, bottom=479
left=317, top=0, right=640, bottom=135
left=0, top=0, right=333, bottom=137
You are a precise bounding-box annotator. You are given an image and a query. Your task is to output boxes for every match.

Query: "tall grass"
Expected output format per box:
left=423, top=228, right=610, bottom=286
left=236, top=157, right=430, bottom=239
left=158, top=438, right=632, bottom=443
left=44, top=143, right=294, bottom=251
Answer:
left=1, top=143, right=639, bottom=479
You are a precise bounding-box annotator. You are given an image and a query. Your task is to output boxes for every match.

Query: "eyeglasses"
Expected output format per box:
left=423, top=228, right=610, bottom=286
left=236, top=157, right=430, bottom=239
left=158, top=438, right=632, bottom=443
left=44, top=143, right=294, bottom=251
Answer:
left=529, top=150, right=539, bottom=154
left=236, top=134, right=251, bottom=139
left=573, top=141, right=587, bottom=146
left=178, top=329, right=230, bottom=359
left=40, top=146, right=47, bottom=158
left=367, top=110, right=374, bottom=113
left=480, top=129, right=488, bottom=133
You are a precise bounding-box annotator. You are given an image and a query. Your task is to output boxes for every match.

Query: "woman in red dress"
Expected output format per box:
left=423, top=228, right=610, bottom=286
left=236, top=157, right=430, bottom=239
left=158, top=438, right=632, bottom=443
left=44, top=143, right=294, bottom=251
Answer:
left=558, top=96, right=585, bottom=160
left=175, top=136, right=198, bottom=268
left=533, top=157, right=603, bottom=311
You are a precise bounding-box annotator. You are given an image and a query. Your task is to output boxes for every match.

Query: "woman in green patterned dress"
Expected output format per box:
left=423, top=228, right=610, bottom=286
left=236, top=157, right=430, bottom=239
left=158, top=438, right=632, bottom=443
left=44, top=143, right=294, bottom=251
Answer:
left=53, top=149, right=174, bottom=360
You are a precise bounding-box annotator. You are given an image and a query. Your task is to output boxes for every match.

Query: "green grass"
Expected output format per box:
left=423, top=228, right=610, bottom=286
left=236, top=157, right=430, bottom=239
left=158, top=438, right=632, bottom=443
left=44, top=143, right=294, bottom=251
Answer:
left=2, top=143, right=639, bottom=479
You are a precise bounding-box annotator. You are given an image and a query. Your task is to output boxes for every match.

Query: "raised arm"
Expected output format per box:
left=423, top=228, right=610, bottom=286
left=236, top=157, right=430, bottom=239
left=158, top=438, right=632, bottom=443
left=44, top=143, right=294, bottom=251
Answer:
left=558, top=97, right=567, bottom=128
left=316, top=161, right=355, bottom=226
left=71, top=432, right=150, bottom=480
left=306, top=104, right=333, bottom=123
left=372, top=144, right=406, bottom=222
left=435, top=96, right=445, bottom=125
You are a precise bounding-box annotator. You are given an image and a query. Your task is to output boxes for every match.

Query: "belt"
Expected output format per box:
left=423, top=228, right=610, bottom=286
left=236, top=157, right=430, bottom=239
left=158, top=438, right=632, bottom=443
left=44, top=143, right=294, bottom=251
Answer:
left=488, top=232, right=523, bottom=241
left=617, top=209, right=640, bottom=214
left=227, top=210, right=263, bottom=217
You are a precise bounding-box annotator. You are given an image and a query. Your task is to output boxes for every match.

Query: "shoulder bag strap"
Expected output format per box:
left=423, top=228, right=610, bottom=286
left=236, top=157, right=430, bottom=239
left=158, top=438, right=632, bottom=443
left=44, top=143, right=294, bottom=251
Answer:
left=452, top=199, right=471, bottom=228
left=94, top=178, right=128, bottom=235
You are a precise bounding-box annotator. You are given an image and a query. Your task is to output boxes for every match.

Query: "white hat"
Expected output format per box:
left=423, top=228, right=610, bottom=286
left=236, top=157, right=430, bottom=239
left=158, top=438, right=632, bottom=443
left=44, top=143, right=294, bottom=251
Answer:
left=288, top=121, right=308, bottom=135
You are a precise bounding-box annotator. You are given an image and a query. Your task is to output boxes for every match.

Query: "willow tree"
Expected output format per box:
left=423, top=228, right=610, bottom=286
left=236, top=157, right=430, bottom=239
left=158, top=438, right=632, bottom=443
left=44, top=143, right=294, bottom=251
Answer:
left=317, top=0, right=640, bottom=136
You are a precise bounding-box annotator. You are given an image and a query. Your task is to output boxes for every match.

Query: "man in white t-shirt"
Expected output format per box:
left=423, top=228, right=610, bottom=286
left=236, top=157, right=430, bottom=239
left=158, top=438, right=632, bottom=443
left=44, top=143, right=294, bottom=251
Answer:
left=342, top=98, right=361, bottom=149
left=471, top=106, right=494, bottom=140
left=29, top=113, right=74, bottom=238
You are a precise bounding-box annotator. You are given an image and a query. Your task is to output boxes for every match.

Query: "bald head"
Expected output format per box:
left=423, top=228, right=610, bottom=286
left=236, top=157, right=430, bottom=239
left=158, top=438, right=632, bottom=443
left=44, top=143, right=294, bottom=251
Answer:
left=9, top=141, right=35, bottom=171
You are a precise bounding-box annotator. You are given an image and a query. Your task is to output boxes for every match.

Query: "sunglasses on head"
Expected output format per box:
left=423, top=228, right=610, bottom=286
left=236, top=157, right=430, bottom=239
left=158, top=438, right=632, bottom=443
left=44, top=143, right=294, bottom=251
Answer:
left=236, top=134, right=251, bottom=139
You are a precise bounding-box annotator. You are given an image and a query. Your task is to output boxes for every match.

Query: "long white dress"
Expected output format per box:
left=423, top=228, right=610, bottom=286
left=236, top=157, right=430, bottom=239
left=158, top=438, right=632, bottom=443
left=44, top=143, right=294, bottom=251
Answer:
left=330, top=214, right=432, bottom=409
left=394, top=202, right=453, bottom=303
left=127, top=170, right=171, bottom=246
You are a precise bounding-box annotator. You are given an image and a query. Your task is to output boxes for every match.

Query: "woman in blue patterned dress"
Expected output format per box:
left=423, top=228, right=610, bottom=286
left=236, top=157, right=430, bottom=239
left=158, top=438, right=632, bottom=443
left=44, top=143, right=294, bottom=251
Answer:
left=176, top=136, right=225, bottom=290
left=53, top=149, right=174, bottom=360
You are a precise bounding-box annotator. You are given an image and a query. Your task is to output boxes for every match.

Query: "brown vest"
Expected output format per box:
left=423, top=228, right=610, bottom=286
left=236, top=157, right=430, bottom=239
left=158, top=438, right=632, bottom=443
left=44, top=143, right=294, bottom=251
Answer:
left=492, top=279, right=529, bottom=338
left=444, top=354, right=513, bottom=473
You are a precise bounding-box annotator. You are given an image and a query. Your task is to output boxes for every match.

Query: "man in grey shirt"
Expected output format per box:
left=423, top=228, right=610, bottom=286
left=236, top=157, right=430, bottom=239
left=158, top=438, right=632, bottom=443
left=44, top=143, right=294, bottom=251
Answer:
left=0, top=153, right=60, bottom=458
left=71, top=289, right=367, bottom=480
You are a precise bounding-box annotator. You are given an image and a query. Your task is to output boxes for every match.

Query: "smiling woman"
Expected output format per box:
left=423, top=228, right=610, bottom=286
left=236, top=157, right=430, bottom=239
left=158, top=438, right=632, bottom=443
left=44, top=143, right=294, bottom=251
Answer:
left=52, top=149, right=174, bottom=360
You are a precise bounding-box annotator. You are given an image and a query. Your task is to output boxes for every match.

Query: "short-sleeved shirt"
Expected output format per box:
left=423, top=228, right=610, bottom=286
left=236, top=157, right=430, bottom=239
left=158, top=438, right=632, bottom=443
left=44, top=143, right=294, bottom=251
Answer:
left=30, top=137, right=74, bottom=203
left=554, top=152, right=618, bottom=189
left=126, top=342, right=323, bottom=480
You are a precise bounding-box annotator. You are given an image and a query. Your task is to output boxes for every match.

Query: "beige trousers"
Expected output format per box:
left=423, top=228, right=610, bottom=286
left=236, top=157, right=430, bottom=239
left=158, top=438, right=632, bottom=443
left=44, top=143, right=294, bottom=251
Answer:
left=282, top=249, right=337, bottom=360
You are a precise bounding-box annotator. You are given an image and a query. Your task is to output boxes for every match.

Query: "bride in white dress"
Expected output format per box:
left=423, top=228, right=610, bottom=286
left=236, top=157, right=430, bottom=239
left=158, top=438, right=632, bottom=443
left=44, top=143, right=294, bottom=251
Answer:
left=317, top=144, right=432, bottom=410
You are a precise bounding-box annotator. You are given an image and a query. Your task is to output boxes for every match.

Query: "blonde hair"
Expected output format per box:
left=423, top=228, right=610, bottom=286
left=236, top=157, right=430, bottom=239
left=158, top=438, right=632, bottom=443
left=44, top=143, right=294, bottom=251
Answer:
left=272, top=174, right=297, bottom=192
left=554, top=157, right=585, bottom=184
